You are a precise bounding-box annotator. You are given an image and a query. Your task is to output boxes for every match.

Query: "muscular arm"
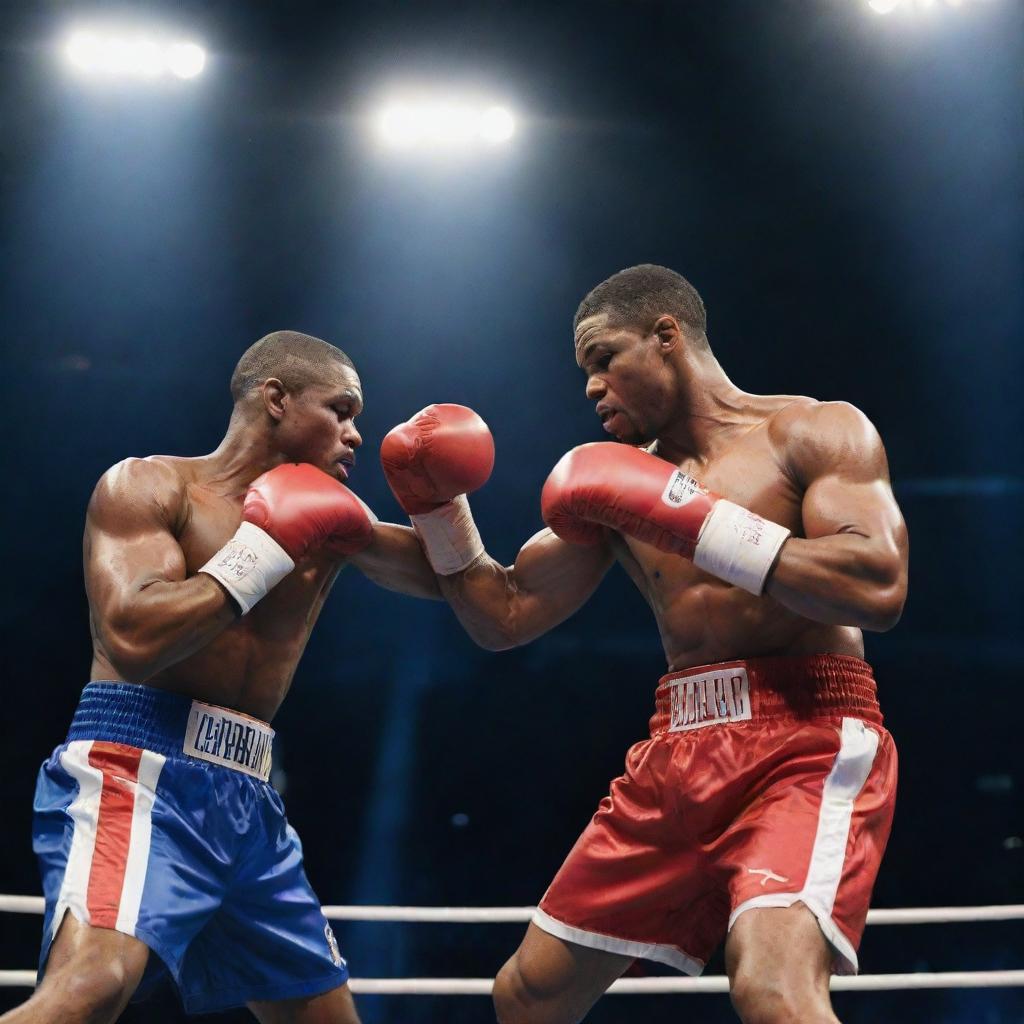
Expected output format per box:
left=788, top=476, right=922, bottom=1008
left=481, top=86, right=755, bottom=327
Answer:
left=437, top=527, right=615, bottom=651
left=765, top=403, right=909, bottom=631
left=348, top=522, right=442, bottom=600
left=86, top=459, right=237, bottom=682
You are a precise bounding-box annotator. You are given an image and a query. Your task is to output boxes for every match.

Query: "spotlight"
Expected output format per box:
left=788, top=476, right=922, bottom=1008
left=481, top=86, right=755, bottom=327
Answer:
left=62, top=28, right=206, bottom=80
left=480, top=106, right=515, bottom=143
left=166, top=42, right=206, bottom=79
left=65, top=31, right=103, bottom=71
left=374, top=97, right=517, bottom=151
left=378, top=103, right=423, bottom=146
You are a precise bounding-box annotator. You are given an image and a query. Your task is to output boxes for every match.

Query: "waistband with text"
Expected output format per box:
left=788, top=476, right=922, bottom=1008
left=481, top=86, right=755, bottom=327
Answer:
left=183, top=700, right=274, bottom=781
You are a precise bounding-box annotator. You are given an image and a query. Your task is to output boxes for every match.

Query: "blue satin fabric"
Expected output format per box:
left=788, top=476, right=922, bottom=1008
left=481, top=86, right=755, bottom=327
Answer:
left=32, top=682, right=348, bottom=1014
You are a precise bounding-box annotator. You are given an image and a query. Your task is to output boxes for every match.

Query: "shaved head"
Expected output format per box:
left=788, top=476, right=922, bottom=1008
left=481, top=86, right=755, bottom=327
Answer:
left=575, top=264, right=708, bottom=343
left=230, top=331, right=356, bottom=404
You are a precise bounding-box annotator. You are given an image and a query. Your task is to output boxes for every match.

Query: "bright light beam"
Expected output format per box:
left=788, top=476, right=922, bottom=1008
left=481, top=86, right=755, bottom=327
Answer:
left=374, top=98, right=516, bottom=150
left=165, top=42, right=206, bottom=79
left=62, top=28, right=206, bottom=79
left=867, top=0, right=980, bottom=12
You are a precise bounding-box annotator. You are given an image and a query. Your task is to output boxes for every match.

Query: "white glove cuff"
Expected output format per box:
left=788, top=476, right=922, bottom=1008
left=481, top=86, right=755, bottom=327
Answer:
left=199, top=521, right=296, bottom=615
left=410, top=494, right=484, bottom=576
left=693, top=500, right=790, bottom=595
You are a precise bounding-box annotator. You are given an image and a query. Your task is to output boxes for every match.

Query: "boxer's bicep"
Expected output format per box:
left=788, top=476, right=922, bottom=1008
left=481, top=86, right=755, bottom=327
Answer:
left=801, top=473, right=904, bottom=550
left=791, top=404, right=906, bottom=561
left=774, top=403, right=908, bottom=611
left=85, top=459, right=188, bottom=626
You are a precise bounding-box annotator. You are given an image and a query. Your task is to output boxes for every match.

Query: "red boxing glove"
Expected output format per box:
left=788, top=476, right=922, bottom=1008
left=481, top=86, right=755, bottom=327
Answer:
left=380, top=404, right=494, bottom=575
left=200, top=463, right=373, bottom=614
left=244, top=463, right=373, bottom=559
left=380, top=404, right=495, bottom=515
left=541, top=443, right=790, bottom=595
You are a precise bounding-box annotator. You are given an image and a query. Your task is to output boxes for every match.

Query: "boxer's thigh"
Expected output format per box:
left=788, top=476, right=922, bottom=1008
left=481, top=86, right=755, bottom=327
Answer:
left=493, top=922, right=634, bottom=1024
left=250, top=982, right=360, bottom=1024
left=725, top=902, right=836, bottom=1022
left=24, top=913, right=150, bottom=1022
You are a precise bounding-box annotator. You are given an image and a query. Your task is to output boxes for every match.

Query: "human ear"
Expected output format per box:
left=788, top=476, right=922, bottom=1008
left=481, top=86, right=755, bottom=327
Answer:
left=652, top=316, right=681, bottom=354
left=261, top=378, right=288, bottom=422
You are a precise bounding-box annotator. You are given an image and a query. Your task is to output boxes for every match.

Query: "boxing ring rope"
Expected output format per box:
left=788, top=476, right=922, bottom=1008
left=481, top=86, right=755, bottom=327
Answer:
left=4, top=896, right=1024, bottom=924
left=1, top=896, right=1022, bottom=994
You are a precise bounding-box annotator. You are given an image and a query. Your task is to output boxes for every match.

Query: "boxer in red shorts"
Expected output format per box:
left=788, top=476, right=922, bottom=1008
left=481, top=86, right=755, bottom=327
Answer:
left=380, top=264, right=909, bottom=1024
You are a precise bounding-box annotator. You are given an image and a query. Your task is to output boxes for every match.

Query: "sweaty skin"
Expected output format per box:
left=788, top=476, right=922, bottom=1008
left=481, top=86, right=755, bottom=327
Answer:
left=85, top=364, right=438, bottom=722
left=436, top=314, right=908, bottom=670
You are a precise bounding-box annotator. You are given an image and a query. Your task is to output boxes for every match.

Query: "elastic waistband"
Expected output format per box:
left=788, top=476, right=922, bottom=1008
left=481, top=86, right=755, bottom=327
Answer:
left=67, top=682, right=275, bottom=781
left=650, top=655, right=882, bottom=737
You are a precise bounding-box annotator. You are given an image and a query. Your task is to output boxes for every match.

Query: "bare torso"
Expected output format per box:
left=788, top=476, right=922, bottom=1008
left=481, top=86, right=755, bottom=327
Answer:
left=609, top=396, right=863, bottom=670
left=87, top=455, right=345, bottom=721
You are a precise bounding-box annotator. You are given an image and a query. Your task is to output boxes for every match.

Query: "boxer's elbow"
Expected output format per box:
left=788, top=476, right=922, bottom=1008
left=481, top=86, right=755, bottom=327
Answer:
left=861, top=583, right=906, bottom=632
left=462, top=618, right=522, bottom=652
left=458, top=606, right=538, bottom=651
left=857, top=555, right=907, bottom=632
left=101, top=630, right=162, bottom=682
left=101, top=605, right=171, bottom=681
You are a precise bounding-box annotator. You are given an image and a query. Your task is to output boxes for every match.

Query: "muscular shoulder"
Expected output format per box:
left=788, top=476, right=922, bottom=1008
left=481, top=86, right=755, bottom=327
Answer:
left=89, top=456, right=188, bottom=531
left=767, top=400, right=887, bottom=486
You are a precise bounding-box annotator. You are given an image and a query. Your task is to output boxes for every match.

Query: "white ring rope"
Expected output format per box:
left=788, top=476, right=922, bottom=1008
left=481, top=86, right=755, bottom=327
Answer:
left=2, top=896, right=1023, bottom=924
left=0, top=896, right=1021, bottom=994
left=0, top=971, right=1022, bottom=993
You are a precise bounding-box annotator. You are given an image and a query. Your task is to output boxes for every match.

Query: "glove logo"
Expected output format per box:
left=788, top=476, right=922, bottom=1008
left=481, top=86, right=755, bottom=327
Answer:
left=661, top=471, right=704, bottom=509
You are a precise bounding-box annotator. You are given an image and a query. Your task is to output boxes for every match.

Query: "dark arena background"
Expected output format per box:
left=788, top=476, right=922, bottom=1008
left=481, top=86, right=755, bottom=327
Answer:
left=1, top=1, right=1022, bottom=1022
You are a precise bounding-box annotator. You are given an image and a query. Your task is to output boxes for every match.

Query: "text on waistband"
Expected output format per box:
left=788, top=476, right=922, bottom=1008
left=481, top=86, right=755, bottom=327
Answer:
left=183, top=702, right=274, bottom=781
left=668, top=668, right=752, bottom=732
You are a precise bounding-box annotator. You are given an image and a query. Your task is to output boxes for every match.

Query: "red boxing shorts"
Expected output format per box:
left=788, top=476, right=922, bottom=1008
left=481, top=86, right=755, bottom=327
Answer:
left=534, top=655, right=897, bottom=975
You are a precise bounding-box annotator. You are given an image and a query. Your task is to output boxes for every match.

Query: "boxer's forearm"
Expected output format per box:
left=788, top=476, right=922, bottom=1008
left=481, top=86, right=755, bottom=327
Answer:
left=437, top=529, right=614, bottom=651
left=436, top=557, right=525, bottom=651
left=349, top=523, right=442, bottom=600
left=765, top=534, right=906, bottom=631
left=98, top=574, right=238, bottom=681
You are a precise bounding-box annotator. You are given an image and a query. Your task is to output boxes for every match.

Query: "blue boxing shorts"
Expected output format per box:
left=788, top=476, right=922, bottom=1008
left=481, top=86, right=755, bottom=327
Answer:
left=32, top=682, right=349, bottom=1014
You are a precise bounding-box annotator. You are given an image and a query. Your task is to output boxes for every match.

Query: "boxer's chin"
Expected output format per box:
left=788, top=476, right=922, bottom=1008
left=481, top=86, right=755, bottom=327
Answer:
left=616, top=419, right=652, bottom=446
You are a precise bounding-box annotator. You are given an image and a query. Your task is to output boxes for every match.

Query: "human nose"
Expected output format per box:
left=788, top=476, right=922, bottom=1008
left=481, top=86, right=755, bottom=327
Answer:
left=585, top=374, right=606, bottom=401
left=342, top=424, right=362, bottom=450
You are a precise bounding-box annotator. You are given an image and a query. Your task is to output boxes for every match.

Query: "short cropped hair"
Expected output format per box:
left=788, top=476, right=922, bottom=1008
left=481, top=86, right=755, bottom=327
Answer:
left=574, top=264, right=707, bottom=339
left=230, top=331, right=355, bottom=403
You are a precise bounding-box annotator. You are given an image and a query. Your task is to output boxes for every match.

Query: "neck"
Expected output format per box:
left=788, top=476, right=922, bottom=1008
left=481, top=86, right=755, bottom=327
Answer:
left=653, top=351, right=756, bottom=467
left=201, top=408, right=286, bottom=497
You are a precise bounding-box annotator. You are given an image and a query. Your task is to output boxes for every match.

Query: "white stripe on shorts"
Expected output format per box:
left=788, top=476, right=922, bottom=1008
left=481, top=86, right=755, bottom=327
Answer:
left=54, top=740, right=102, bottom=934
left=728, top=716, right=880, bottom=973
left=115, top=749, right=166, bottom=935
left=532, top=907, right=705, bottom=976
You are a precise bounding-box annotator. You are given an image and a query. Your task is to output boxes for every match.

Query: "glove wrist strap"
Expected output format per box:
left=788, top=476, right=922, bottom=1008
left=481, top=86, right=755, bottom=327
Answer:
left=410, top=495, right=485, bottom=576
left=199, top=521, right=295, bottom=615
left=693, top=500, right=790, bottom=595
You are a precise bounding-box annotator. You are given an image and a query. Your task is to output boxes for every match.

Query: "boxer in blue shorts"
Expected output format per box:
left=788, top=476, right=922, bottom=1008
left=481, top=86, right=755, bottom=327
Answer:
left=3, top=331, right=440, bottom=1024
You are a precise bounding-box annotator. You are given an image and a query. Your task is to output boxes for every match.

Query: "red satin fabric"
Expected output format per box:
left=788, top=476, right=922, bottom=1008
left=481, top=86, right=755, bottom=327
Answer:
left=537, top=655, right=897, bottom=973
